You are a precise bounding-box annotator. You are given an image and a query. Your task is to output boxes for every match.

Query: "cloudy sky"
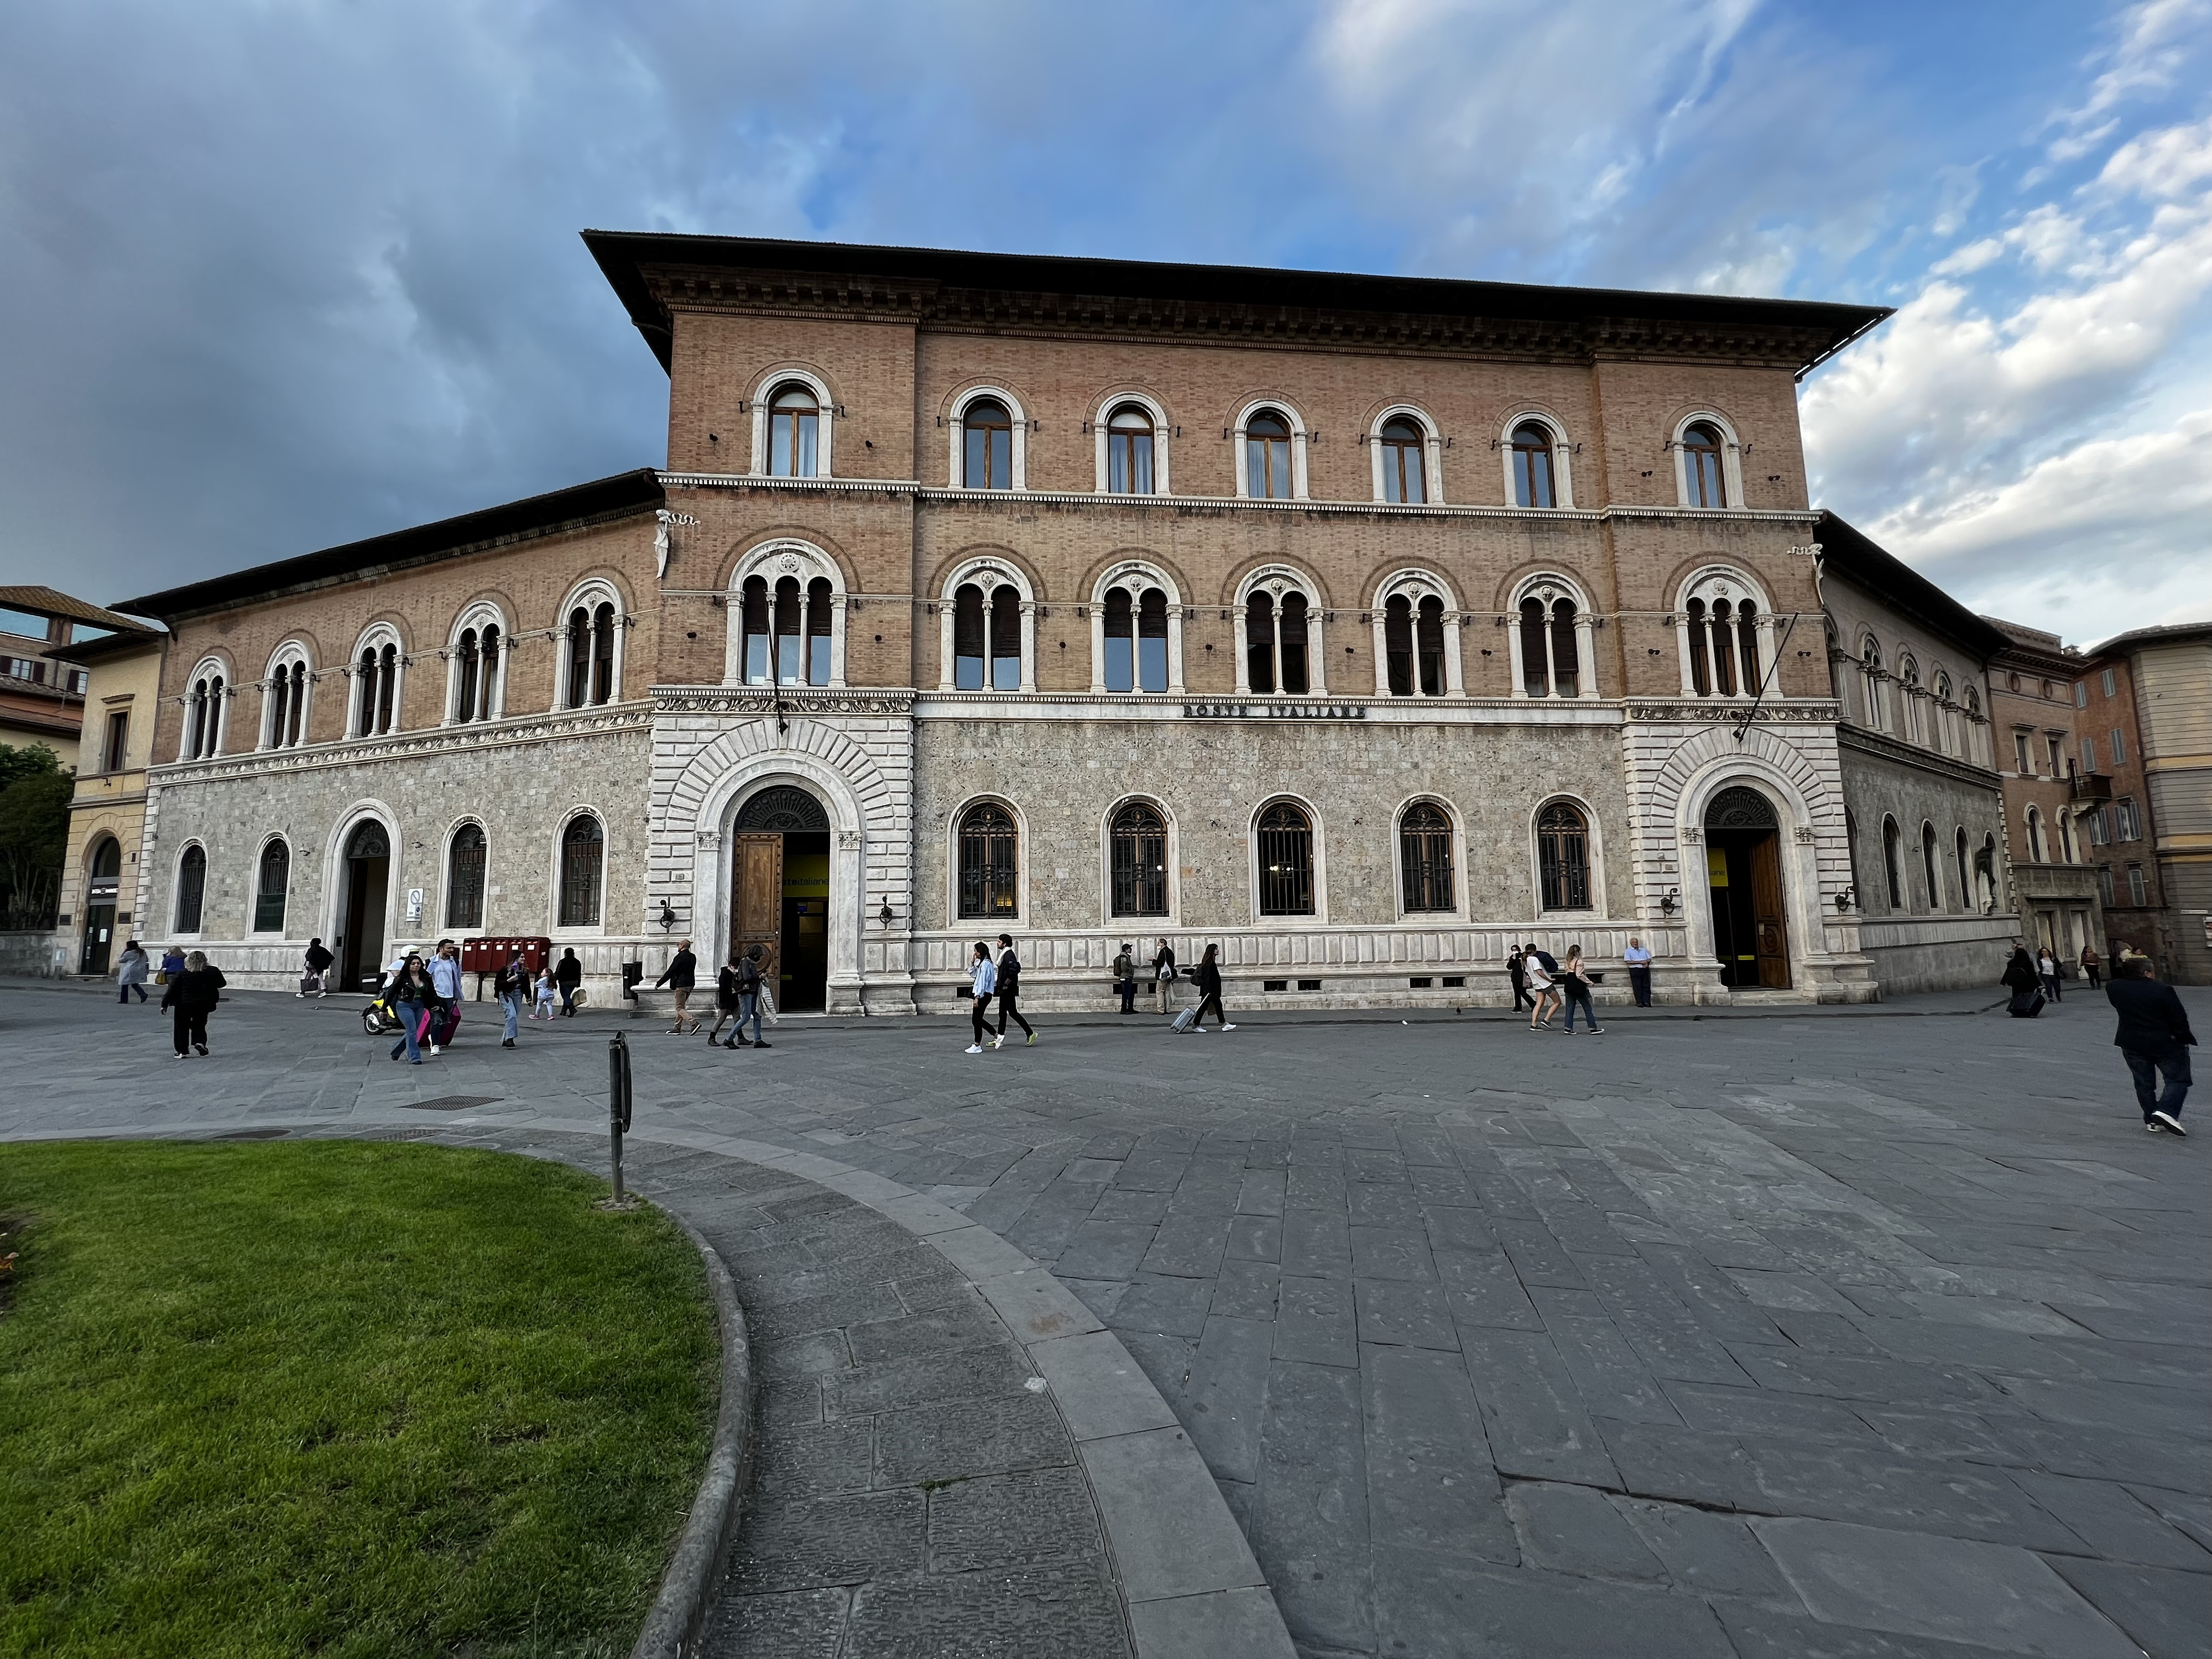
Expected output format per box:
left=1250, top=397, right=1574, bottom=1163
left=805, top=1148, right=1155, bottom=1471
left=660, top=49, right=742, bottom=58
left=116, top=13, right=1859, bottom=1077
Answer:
left=2, top=0, right=2205, bottom=645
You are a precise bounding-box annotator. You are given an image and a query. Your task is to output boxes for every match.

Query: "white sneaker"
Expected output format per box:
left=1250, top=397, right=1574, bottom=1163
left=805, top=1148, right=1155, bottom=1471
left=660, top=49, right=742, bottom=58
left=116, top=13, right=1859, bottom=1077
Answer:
left=2152, top=1110, right=2187, bottom=1137
left=429, top=1045, right=441, bottom=1056
left=993, top=1034, right=1005, bottom=1049
left=965, top=1044, right=984, bottom=1055
left=1220, top=1023, right=1237, bottom=1031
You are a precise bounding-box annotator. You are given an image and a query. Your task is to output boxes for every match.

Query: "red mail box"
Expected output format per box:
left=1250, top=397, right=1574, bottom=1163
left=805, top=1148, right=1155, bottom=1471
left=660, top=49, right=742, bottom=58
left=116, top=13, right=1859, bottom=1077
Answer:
left=461, top=936, right=551, bottom=974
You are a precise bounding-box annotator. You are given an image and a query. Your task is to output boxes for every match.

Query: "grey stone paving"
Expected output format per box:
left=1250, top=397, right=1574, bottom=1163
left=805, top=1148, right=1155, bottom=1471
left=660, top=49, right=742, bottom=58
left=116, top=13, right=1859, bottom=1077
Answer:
left=6, top=977, right=2210, bottom=1658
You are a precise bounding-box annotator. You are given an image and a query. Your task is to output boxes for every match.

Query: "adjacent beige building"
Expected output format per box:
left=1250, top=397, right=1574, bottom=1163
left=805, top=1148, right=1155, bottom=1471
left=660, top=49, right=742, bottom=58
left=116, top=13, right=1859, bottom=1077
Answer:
left=45, top=621, right=171, bottom=976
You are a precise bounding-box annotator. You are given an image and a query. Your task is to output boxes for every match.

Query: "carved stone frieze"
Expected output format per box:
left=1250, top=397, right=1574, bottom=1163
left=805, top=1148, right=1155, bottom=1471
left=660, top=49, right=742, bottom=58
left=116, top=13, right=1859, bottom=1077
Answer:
left=148, top=706, right=651, bottom=785
left=1623, top=701, right=1840, bottom=724
left=652, top=687, right=918, bottom=718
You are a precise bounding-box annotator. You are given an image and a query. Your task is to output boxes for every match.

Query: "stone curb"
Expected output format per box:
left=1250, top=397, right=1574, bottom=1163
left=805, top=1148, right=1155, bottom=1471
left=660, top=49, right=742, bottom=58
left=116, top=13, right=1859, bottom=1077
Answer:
left=625, top=1123, right=1301, bottom=1659
left=631, top=1214, right=755, bottom=1659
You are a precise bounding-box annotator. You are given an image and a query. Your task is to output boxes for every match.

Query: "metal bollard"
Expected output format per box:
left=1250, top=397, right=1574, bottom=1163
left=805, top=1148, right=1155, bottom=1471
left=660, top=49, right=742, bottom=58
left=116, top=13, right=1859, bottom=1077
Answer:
left=605, top=1030, right=637, bottom=1208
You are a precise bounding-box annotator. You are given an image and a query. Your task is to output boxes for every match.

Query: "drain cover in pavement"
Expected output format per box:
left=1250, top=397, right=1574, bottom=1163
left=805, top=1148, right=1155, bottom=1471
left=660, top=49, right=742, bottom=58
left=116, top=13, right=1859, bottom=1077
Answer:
left=401, top=1095, right=502, bottom=1112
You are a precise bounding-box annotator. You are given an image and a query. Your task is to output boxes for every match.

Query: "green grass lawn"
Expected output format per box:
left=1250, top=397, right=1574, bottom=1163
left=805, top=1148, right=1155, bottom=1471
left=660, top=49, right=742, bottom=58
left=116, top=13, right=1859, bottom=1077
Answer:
left=0, top=1139, right=718, bottom=1658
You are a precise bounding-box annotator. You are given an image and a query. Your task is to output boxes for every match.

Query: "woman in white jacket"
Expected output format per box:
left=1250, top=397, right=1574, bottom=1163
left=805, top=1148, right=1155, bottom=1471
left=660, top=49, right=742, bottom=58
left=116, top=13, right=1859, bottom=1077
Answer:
left=965, top=942, right=997, bottom=1055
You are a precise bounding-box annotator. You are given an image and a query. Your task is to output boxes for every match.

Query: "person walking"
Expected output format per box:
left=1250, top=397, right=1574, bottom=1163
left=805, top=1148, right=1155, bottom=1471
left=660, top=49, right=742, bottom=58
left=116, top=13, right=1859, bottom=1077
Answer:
left=300, top=937, right=335, bottom=997
left=531, top=964, right=559, bottom=1021
left=966, top=942, right=997, bottom=1055
left=655, top=938, right=700, bottom=1034
left=2037, top=946, right=2064, bottom=1003
left=555, top=947, right=583, bottom=1016
left=159, top=950, right=226, bottom=1058
left=1558, top=946, right=1604, bottom=1034
left=731, top=944, right=770, bottom=1049
left=992, top=933, right=1036, bottom=1048
left=385, top=953, right=434, bottom=1065
left=159, top=944, right=186, bottom=987
left=1152, top=938, right=1177, bottom=1015
left=1188, top=943, right=1234, bottom=1031
left=116, top=939, right=149, bottom=1004
left=1624, top=936, right=1653, bottom=1008
left=1507, top=945, right=1533, bottom=1013
left=1525, top=946, right=1558, bottom=1031
left=425, top=939, right=463, bottom=1053
left=2080, top=943, right=2103, bottom=989
left=1113, top=943, right=1138, bottom=1015
left=706, top=951, right=742, bottom=1046
left=2107, top=956, right=2195, bottom=1135
left=492, top=950, right=530, bottom=1048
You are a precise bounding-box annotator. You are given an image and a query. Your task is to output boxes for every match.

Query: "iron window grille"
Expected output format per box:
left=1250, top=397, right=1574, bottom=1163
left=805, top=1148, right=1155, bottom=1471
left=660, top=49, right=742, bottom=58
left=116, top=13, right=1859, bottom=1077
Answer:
left=958, top=802, right=1019, bottom=918
left=1538, top=801, right=1593, bottom=910
left=1110, top=801, right=1169, bottom=917
left=1400, top=802, right=1455, bottom=912
left=1257, top=801, right=1314, bottom=916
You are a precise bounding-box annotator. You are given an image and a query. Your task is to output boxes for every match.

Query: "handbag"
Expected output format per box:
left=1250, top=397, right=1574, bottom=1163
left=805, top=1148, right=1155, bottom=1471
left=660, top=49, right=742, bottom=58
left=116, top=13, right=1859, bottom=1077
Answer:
left=154, top=971, right=168, bottom=985
left=2007, top=989, right=2044, bottom=1018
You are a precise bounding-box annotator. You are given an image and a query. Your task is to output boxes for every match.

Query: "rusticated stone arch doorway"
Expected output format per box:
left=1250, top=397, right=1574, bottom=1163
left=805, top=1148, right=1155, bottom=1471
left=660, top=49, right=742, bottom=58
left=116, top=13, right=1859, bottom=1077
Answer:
left=731, top=785, right=832, bottom=1011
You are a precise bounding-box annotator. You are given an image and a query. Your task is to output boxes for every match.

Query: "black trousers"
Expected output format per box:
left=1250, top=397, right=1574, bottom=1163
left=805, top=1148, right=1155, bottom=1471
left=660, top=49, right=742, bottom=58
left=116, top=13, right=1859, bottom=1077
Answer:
left=1509, top=973, right=1533, bottom=1012
left=171, top=1007, right=208, bottom=1054
left=1628, top=966, right=1652, bottom=1007
left=1196, top=990, right=1226, bottom=1026
left=971, top=992, right=993, bottom=1045
left=1117, top=978, right=1136, bottom=1013
left=997, top=991, right=1033, bottom=1038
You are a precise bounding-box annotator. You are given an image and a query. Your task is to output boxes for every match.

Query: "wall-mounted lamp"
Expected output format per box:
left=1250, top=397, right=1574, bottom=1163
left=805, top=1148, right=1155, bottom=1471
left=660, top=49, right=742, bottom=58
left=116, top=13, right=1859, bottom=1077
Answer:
left=878, top=900, right=896, bottom=930
left=1658, top=887, right=1679, bottom=917
left=1834, top=886, right=1856, bottom=914
left=658, top=900, right=677, bottom=933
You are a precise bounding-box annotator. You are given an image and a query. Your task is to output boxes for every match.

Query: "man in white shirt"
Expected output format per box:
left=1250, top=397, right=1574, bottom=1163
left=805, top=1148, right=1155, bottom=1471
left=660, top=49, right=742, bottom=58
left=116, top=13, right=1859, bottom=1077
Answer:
left=1624, top=937, right=1653, bottom=1007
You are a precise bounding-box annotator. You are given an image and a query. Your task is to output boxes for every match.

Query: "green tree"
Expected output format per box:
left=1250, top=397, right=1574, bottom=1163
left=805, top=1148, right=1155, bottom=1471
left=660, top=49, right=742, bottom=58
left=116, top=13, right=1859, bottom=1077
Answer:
left=0, top=743, right=73, bottom=929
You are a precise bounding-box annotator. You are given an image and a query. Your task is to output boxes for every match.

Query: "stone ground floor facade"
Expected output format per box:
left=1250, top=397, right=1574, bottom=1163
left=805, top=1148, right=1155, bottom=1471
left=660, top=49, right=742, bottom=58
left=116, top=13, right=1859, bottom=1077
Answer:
left=117, top=688, right=1958, bottom=1010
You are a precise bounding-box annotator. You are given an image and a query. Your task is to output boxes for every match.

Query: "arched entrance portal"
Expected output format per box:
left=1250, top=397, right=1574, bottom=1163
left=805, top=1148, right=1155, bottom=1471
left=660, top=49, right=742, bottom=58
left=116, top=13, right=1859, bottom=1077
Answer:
left=1704, top=786, right=1791, bottom=988
left=340, top=820, right=390, bottom=990
left=732, top=786, right=831, bottom=1011
left=80, top=837, right=122, bottom=975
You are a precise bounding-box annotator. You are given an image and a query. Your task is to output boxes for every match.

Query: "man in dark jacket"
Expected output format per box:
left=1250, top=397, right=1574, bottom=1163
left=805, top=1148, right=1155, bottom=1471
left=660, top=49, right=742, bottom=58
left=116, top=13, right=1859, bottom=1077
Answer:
left=159, top=951, right=226, bottom=1058
left=555, top=947, right=583, bottom=1015
left=655, top=938, right=699, bottom=1034
left=993, top=933, right=1035, bottom=1048
left=300, top=937, right=335, bottom=998
left=2107, top=958, right=2195, bottom=1135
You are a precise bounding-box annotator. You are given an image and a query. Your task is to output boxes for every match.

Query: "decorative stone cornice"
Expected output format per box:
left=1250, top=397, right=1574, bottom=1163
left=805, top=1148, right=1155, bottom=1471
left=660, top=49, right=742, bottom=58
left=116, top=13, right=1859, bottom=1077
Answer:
left=1623, top=699, right=1841, bottom=724
left=1835, top=722, right=2004, bottom=788
left=650, top=686, right=918, bottom=718
left=145, top=703, right=653, bottom=785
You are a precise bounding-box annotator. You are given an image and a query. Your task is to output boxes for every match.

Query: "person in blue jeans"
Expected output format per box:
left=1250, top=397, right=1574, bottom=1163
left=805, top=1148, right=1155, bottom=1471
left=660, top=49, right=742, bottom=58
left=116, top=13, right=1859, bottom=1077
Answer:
left=387, top=954, right=432, bottom=1063
left=2107, top=956, right=2195, bottom=1135
left=493, top=950, right=530, bottom=1048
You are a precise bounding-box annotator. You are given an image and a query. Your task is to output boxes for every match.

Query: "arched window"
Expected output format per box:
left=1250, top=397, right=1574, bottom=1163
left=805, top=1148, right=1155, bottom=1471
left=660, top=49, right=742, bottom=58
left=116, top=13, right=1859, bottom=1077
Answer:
left=1537, top=802, right=1591, bottom=911
left=1519, top=595, right=1580, bottom=698
left=265, top=659, right=307, bottom=749
left=184, top=671, right=226, bottom=759
left=963, top=399, right=1014, bottom=489
left=1244, top=587, right=1314, bottom=696
left=1511, top=422, right=1556, bottom=509
left=174, top=844, right=206, bottom=933
left=1882, top=816, right=1904, bottom=910
left=1898, top=658, right=1923, bottom=745
left=1736, top=601, right=1761, bottom=693
left=1976, top=834, right=1998, bottom=912
left=1682, top=421, right=1728, bottom=508
left=352, top=640, right=400, bottom=738
left=1246, top=410, right=1293, bottom=500
left=1102, top=587, right=1170, bottom=693
left=253, top=839, right=289, bottom=933
left=953, top=583, right=1022, bottom=691
left=452, top=624, right=502, bottom=724
left=1399, top=802, right=1454, bottom=913
left=2025, top=806, right=2045, bottom=864
left=740, top=575, right=834, bottom=687
left=1860, top=638, right=1884, bottom=732
left=1955, top=827, right=1971, bottom=914
left=1921, top=822, right=1942, bottom=911
left=446, top=823, right=486, bottom=928
left=1256, top=801, right=1314, bottom=916
left=1380, top=417, right=1426, bottom=505
left=1110, top=801, right=1168, bottom=917
left=957, top=802, right=1018, bottom=918
left=1106, top=405, right=1155, bottom=494
left=566, top=602, right=618, bottom=707
left=559, top=815, right=604, bottom=927
left=768, top=383, right=820, bottom=478
left=1385, top=596, right=1415, bottom=697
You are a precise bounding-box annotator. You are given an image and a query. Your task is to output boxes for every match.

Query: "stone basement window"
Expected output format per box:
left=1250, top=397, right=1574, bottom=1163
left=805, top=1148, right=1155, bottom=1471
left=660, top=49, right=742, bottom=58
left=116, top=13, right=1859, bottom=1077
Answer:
left=1264, top=979, right=1288, bottom=992
left=1298, top=979, right=1322, bottom=992
left=1442, top=976, right=1465, bottom=988
left=1410, top=977, right=1433, bottom=988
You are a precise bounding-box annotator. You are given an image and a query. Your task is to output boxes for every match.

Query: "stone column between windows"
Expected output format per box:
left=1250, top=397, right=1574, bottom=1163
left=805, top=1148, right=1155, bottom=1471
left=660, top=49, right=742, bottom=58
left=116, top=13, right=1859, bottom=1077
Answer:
left=1575, top=614, right=1598, bottom=700
left=828, top=594, right=848, bottom=688
left=1507, top=616, right=1530, bottom=700
left=1233, top=604, right=1251, bottom=695
left=1018, top=601, right=1038, bottom=694
left=1678, top=614, right=1701, bottom=697
left=1166, top=604, right=1186, bottom=695
left=1370, top=611, right=1390, bottom=697
left=1088, top=602, right=1108, bottom=695
left=1306, top=604, right=1327, bottom=695
left=1442, top=614, right=1465, bottom=695
left=937, top=603, right=955, bottom=692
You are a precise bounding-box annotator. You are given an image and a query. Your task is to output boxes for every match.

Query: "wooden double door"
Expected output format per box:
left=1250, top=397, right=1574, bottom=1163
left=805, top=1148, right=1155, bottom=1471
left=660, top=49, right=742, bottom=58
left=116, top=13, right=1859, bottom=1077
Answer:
left=1706, top=830, right=1791, bottom=989
left=729, top=830, right=830, bottom=1011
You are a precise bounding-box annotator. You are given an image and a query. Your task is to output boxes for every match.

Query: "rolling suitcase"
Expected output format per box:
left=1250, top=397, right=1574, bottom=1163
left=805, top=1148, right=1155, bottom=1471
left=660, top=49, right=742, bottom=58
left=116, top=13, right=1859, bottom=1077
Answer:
left=2006, top=989, right=2044, bottom=1018
left=1172, top=1005, right=1199, bottom=1033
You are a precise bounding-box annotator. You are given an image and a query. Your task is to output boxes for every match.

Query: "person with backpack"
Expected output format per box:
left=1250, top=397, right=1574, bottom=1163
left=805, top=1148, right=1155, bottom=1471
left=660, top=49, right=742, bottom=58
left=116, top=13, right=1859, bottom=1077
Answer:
left=1113, top=943, right=1138, bottom=1014
left=492, top=949, right=530, bottom=1048
left=1152, top=938, right=1177, bottom=1015
left=300, top=937, right=335, bottom=997
left=655, top=937, right=700, bottom=1034
left=718, top=946, right=770, bottom=1049
left=992, top=933, right=1036, bottom=1048
left=2107, top=956, right=2195, bottom=1135
left=1185, top=943, right=1233, bottom=1031
left=159, top=950, right=227, bottom=1058
left=965, top=941, right=997, bottom=1054
left=1524, top=941, right=1561, bottom=1030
